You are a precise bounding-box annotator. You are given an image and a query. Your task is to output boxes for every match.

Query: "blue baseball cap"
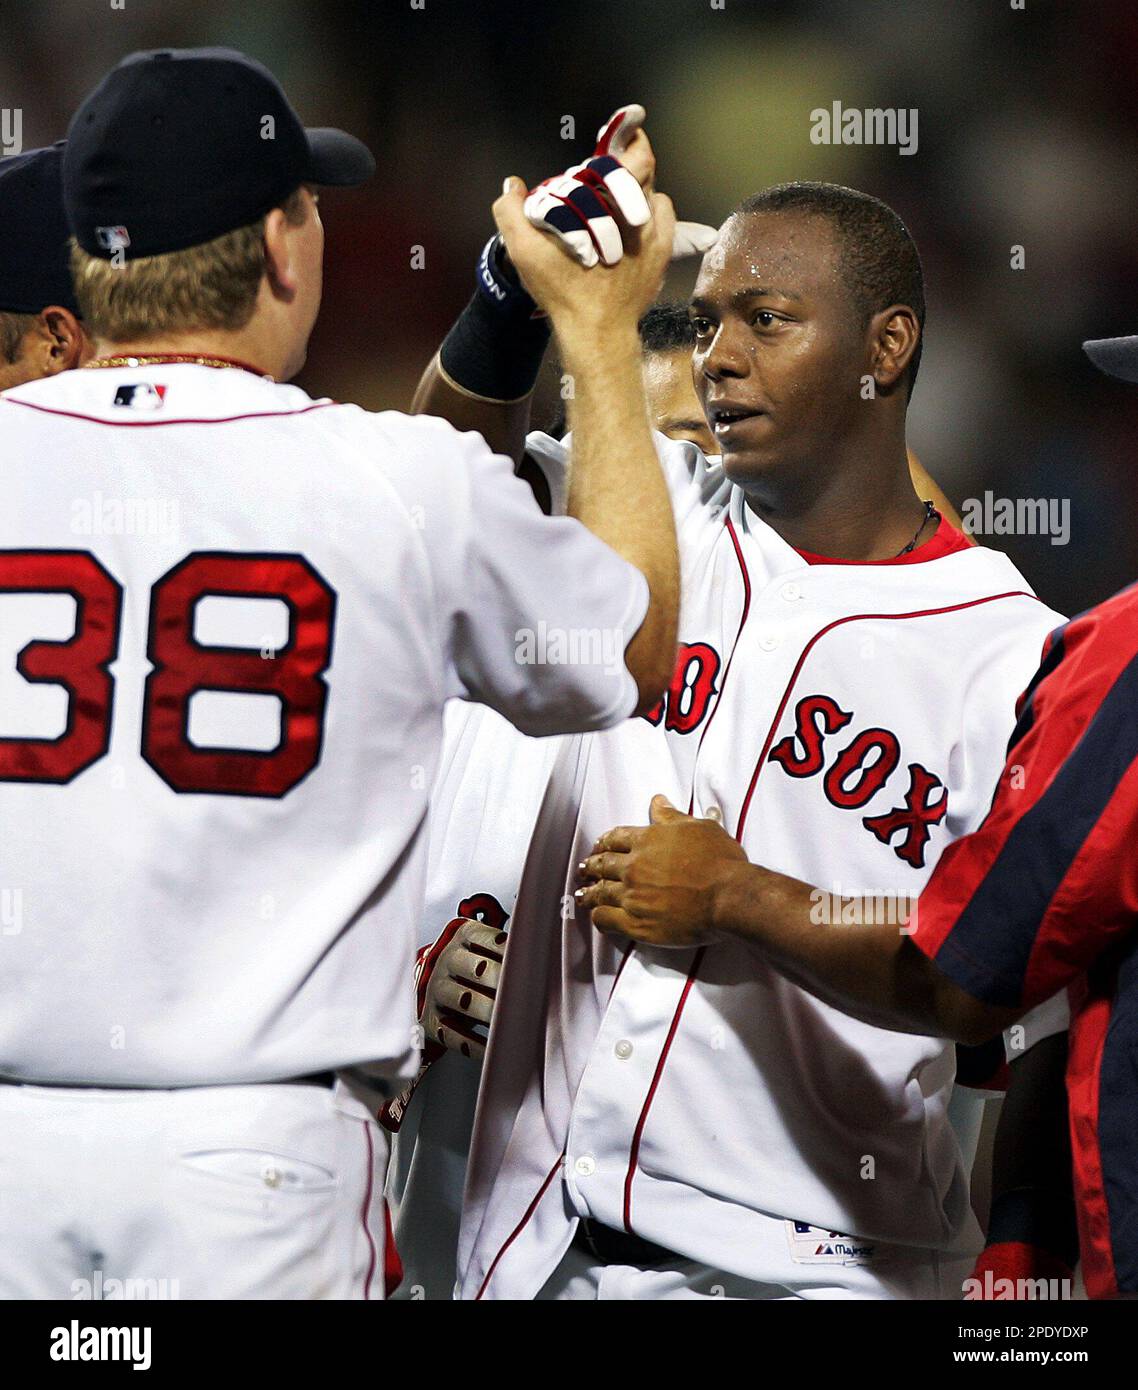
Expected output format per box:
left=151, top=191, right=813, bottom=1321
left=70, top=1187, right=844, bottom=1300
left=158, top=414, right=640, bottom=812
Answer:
left=64, top=47, right=375, bottom=260
left=0, top=142, right=78, bottom=314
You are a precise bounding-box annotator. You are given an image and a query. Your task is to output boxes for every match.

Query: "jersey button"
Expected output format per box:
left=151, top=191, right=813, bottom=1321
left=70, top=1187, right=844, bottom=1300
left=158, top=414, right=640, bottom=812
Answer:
left=614, top=1039, right=633, bottom=1060
left=573, top=1154, right=597, bottom=1178
left=759, top=633, right=781, bottom=652
left=781, top=582, right=803, bottom=602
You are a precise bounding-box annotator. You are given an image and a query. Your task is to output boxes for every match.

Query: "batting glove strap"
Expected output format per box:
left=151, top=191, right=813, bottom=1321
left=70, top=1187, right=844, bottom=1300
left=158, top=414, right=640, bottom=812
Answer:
left=438, top=235, right=551, bottom=403
left=376, top=1046, right=443, bottom=1134
left=376, top=919, right=466, bottom=1133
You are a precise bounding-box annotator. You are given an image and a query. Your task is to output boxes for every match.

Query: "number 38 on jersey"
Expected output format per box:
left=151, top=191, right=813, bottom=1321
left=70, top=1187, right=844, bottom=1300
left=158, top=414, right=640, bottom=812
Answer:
left=0, top=549, right=336, bottom=798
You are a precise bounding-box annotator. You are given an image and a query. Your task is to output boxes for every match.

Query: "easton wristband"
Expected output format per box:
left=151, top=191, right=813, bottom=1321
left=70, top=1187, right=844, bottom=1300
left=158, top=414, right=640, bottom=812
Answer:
left=438, top=234, right=551, bottom=402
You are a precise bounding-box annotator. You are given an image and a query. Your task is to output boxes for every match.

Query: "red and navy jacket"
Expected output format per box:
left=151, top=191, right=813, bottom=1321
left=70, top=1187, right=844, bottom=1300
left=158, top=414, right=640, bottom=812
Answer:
left=915, top=580, right=1138, bottom=1300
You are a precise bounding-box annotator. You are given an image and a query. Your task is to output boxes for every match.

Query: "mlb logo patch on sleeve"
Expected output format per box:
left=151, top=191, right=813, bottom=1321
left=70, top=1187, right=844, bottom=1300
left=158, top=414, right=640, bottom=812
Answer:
left=786, top=1220, right=876, bottom=1266
left=113, top=383, right=167, bottom=411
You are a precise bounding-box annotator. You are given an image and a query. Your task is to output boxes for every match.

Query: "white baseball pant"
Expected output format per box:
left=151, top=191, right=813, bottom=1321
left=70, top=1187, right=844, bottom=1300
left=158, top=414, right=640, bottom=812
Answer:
left=0, top=1079, right=388, bottom=1300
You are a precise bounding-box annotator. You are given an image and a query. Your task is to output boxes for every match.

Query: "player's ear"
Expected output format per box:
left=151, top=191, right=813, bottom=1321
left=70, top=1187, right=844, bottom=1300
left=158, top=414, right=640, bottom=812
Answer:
left=38, top=307, right=87, bottom=375
left=868, top=305, right=920, bottom=393
left=262, top=206, right=300, bottom=300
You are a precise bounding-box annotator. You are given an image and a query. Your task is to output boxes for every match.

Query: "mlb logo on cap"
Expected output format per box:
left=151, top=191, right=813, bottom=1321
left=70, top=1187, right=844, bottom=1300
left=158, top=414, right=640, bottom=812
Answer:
left=95, top=224, right=131, bottom=252
left=114, top=382, right=166, bottom=410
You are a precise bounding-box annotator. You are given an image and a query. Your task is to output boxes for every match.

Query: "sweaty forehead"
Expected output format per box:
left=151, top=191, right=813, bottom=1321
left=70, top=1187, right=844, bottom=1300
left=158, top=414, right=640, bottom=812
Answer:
left=694, top=209, right=842, bottom=302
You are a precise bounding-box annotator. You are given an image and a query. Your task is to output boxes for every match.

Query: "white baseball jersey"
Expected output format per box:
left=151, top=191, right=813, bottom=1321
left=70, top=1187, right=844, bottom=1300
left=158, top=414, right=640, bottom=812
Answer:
left=386, top=443, right=571, bottom=1298
left=386, top=700, right=564, bottom=1298
left=458, top=433, right=1066, bottom=1299
left=0, top=365, right=648, bottom=1088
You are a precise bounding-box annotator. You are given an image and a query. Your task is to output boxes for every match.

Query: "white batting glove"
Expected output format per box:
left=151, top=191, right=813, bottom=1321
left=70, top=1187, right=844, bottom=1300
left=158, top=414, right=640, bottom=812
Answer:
left=419, top=917, right=506, bottom=1062
left=523, top=104, right=717, bottom=268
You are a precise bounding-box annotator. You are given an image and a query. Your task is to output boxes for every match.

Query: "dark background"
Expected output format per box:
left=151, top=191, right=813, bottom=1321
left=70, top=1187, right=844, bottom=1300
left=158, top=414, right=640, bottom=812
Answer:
left=4, top=0, right=1136, bottom=615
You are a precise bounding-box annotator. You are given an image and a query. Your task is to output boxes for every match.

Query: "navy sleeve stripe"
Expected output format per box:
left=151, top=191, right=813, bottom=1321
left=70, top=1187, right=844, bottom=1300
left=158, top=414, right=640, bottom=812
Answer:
left=932, top=646, right=1138, bottom=1006
left=1005, top=623, right=1068, bottom=757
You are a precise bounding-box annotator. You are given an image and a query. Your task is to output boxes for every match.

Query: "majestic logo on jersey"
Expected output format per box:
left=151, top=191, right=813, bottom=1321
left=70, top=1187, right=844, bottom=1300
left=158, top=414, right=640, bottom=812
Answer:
left=113, top=383, right=167, bottom=411
left=768, top=693, right=948, bottom=868
left=786, top=1220, right=877, bottom=1266
left=642, top=641, right=722, bottom=733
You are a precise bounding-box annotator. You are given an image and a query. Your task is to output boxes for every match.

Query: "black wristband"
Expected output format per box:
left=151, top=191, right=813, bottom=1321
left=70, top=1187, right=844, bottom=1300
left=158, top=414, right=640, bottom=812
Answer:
left=438, top=236, right=551, bottom=401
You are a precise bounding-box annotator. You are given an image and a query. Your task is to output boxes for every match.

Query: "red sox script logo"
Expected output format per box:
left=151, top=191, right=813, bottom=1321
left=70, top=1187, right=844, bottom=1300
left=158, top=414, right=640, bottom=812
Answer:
left=643, top=647, right=947, bottom=869
left=768, top=694, right=947, bottom=869
left=642, top=641, right=721, bottom=733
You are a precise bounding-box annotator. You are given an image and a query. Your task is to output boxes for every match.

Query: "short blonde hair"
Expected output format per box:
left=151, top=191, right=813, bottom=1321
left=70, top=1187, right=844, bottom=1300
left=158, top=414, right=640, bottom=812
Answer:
left=69, top=188, right=307, bottom=341
left=0, top=309, right=37, bottom=363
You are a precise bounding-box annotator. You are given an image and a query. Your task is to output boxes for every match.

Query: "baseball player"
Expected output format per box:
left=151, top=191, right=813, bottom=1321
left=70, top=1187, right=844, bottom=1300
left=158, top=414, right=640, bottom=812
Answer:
left=386, top=289, right=997, bottom=1297
left=586, top=309, right=1066, bottom=1291
left=422, top=157, right=1069, bottom=1296
left=575, top=334, right=1138, bottom=1301
left=0, top=48, right=681, bottom=1299
left=621, top=184, right=1069, bottom=1305
left=383, top=300, right=755, bottom=1300
left=0, top=143, right=91, bottom=388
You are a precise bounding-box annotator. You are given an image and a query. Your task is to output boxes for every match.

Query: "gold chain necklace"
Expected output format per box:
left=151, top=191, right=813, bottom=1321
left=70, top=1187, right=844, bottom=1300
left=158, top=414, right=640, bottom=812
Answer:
left=83, top=352, right=270, bottom=377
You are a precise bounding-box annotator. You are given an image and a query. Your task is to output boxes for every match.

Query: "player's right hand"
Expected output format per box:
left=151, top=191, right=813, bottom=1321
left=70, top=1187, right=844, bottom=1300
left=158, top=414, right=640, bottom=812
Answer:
left=419, top=917, right=505, bottom=1061
left=494, top=175, right=676, bottom=329
left=577, top=794, right=750, bottom=949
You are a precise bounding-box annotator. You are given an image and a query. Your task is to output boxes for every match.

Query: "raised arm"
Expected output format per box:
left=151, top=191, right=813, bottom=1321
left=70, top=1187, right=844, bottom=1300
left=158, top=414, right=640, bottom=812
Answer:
left=408, top=108, right=662, bottom=460
left=411, top=351, right=534, bottom=464
left=482, top=178, right=680, bottom=714
left=409, top=231, right=545, bottom=463
left=408, top=106, right=708, bottom=473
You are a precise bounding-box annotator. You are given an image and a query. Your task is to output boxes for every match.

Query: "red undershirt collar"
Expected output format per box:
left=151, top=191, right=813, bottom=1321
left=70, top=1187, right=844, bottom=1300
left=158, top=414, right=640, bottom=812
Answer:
left=793, top=515, right=973, bottom=566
